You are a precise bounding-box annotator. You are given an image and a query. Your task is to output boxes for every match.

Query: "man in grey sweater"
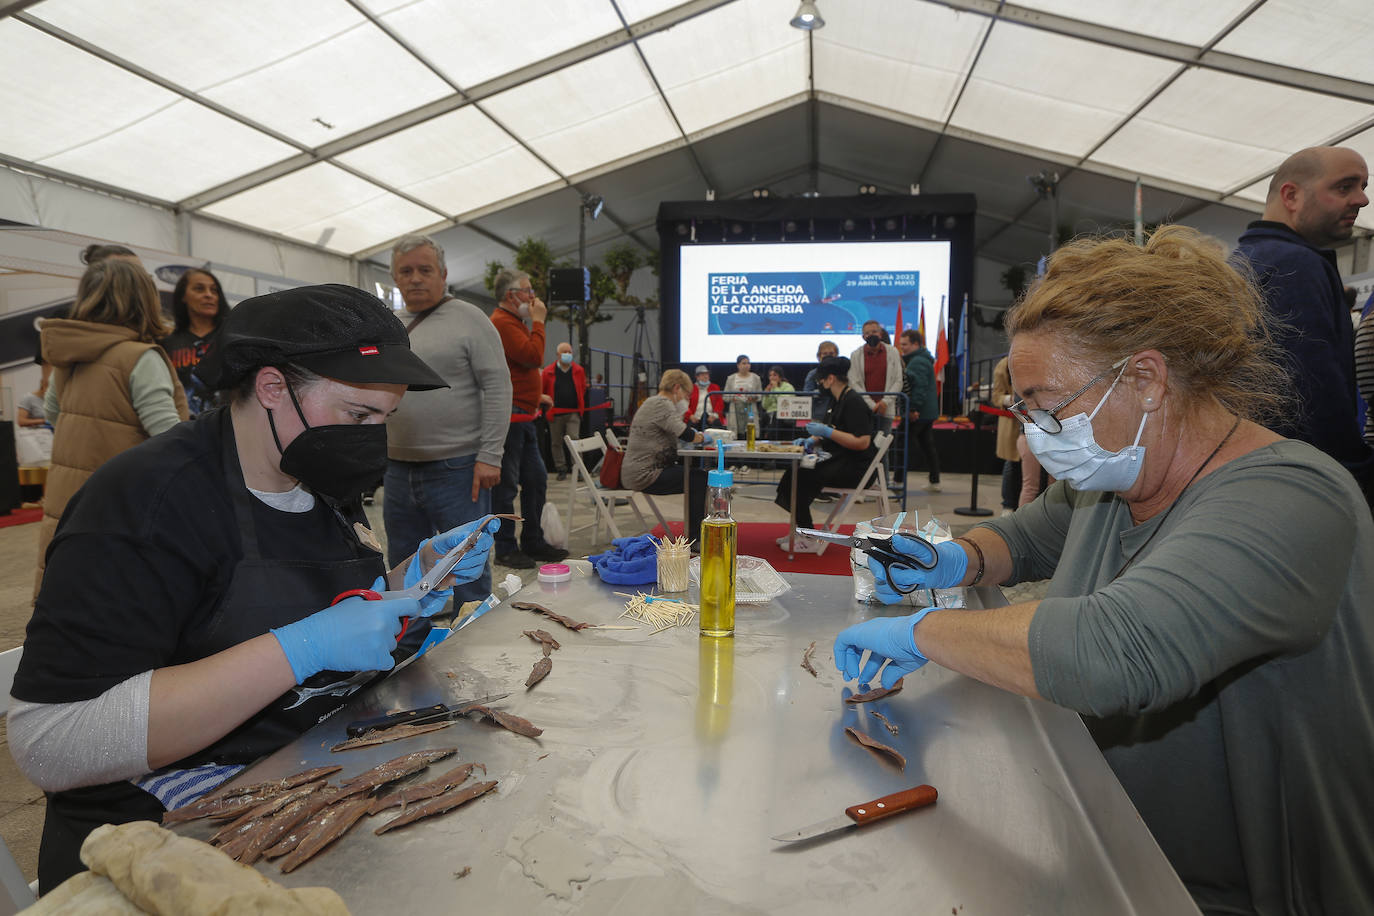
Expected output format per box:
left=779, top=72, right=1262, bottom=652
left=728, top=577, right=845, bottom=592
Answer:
left=383, top=235, right=511, bottom=605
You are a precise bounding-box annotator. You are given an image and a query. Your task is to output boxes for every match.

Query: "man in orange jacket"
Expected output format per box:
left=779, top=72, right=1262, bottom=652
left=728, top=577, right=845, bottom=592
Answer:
left=490, top=269, right=567, bottom=568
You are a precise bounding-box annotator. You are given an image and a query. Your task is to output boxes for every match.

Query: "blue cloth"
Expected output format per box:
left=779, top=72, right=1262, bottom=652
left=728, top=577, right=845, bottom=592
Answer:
left=383, top=455, right=492, bottom=606
left=494, top=419, right=552, bottom=555
left=588, top=535, right=659, bottom=585
left=133, top=763, right=246, bottom=811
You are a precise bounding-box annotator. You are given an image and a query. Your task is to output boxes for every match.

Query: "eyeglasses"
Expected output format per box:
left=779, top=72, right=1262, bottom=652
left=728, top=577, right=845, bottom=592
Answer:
left=1008, top=356, right=1129, bottom=434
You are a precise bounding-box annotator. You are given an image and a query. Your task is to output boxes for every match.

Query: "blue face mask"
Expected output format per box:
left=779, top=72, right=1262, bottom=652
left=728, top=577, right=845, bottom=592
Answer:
left=1022, top=363, right=1148, bottom=492
left=560, top=352, right=573, bottom=366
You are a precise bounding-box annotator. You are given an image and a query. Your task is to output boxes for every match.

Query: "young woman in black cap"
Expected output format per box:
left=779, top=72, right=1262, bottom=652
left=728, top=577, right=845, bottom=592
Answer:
left=11, top=284, right=499, bottom=891
left=775, top=355, right=877, bottom=551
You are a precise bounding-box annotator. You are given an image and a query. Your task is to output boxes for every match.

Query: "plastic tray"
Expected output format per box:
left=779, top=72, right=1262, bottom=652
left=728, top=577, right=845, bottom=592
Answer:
left=688, top=554, right=790, bottom=604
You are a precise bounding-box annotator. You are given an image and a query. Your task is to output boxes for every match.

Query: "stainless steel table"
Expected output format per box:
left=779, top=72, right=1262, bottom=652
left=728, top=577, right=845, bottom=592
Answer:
left=678, top=443, right=805, bottom=555
left=189, top=573, right=1199, bottom=915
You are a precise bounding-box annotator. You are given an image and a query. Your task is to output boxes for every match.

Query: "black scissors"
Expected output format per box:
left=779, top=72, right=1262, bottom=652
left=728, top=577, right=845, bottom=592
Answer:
left=797, top=527, right=939, bottom=594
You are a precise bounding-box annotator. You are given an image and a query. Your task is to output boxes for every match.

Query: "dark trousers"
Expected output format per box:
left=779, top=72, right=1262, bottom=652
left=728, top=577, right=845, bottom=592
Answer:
left=1000, top=459, right=1022, bottom=510
left=494, top=419, right=551, bottom=555
left=907, top=419, right=940, bottom=484
left=639, top=464, right=708, bottom=544
left=383, top=455, right=492, bottom=605
left=776, top=457, right=866, bottom=528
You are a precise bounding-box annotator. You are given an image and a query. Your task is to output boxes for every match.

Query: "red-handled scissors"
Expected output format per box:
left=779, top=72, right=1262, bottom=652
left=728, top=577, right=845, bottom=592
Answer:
left=329, top=515, right=502, bottom=640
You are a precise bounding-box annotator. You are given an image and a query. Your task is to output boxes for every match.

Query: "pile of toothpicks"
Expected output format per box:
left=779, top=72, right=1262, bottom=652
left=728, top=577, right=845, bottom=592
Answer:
left=617, top=591, right=698, bottom=634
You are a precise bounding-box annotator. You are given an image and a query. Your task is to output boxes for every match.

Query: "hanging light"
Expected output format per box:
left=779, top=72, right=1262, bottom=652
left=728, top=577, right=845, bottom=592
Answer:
left=581, top=193, right=604, bottom=221
left=789, top=1, right=824, bottom=30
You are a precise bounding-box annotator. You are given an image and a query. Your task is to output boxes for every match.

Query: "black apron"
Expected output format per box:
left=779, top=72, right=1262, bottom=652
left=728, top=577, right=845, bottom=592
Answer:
left=38, top=412, right=399, bottom=891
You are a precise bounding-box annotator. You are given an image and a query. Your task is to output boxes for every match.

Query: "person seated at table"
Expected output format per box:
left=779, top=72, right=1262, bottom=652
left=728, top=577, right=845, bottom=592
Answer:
left=761, top=365, right=795, bottom=437
left=9, top=285, right=499, bottom=892
left=832, top=227, right=1374, bottom=913
left=803, top=340, right=839, bottom=421
left=684, top=364, right=723, bottom=429
left=623, top=369, right=706, bottom=544
left=775, top=356, right=875, bottom=551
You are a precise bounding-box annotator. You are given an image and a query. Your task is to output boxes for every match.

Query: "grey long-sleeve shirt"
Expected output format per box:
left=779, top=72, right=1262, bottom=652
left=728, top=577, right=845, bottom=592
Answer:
left=978, top=440, right=1374, bottom=913
left=386, top=298, right=511, bottom=467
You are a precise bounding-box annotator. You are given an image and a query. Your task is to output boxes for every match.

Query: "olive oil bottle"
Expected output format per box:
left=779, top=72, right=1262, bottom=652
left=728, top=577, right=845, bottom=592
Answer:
left=699, top=448, right=737, bottom=637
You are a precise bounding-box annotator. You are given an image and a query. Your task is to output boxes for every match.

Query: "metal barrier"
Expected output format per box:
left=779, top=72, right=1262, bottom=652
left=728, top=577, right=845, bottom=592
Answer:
left=585, top=346, right=661, bottom=431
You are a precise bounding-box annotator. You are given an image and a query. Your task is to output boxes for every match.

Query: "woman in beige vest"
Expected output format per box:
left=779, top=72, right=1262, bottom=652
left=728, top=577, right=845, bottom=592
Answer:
left=37, top=258, right=188, bottom=590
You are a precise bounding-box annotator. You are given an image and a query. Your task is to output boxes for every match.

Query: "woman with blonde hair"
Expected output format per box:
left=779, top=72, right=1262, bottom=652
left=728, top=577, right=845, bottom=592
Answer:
left=37, top=258, right=188, bottom=587
left=833, top=226, right=1374, bottom=912
left=622, top=368, right=705, bottom=543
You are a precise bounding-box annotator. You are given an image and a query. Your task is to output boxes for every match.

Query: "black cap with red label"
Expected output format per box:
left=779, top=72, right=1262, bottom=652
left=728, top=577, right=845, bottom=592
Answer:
left=196, top=283, right=448, bottom=391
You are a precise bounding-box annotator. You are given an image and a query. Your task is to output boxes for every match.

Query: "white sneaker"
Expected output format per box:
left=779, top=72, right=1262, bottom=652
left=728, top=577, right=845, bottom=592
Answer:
left=926, top=481, right=942, bottom=492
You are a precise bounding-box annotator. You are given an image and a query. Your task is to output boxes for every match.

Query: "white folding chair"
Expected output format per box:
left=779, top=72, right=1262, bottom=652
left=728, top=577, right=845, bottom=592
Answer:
left=564, top=432, right=662, bottom=547
left=813, top=431, right=894, bottom=553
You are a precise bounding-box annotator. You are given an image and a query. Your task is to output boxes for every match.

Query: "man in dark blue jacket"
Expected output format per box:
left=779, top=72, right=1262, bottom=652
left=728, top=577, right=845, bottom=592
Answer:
left=898, top=329, right=941, bottom=491
left=1233, top=145, right=1374, bottom=509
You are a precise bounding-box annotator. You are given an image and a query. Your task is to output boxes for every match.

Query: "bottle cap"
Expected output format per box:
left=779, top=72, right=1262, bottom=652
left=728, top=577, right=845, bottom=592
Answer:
left=707, top=443, right=733, bottom=488
left=537, top=563, right=572, bottom=584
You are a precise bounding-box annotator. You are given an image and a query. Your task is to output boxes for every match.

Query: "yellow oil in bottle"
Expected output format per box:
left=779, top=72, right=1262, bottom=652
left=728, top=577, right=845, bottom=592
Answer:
left=746, top=417, right=757, bottom=450
left=699, top=519, right=737, bottom=637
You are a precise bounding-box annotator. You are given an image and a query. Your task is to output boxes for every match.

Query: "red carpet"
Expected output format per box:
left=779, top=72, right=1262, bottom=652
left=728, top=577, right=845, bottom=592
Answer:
left=650, top=521, right=857, bottom=576
left=0, top=508, right=42, bottom=529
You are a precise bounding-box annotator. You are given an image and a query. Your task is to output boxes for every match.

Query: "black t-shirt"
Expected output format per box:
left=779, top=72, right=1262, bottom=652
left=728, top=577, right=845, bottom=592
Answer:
left=824, top=387, right=877, bottom=471
left=159, top=327, right=219, bottom=416
left=14, top=409, right=386, bottom=718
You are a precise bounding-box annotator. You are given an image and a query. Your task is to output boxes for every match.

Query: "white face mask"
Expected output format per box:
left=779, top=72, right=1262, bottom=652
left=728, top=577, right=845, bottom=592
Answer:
left=517, top=302, right=531, bottom=319
left=560, top=352, right=573, bottom=366
left=674, top=398, right=689, bottom=414
left=1022, top=363, right=1148, bottom=492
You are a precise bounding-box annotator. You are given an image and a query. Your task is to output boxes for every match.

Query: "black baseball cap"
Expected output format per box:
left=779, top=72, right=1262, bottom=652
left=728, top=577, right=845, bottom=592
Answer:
left=815, top=355, right=850, bottom=381
left=196, top=284, right=447, bottom=391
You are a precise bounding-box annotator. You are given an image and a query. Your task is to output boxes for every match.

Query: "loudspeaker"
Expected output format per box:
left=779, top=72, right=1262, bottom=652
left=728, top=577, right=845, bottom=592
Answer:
left=548, top=267, right=590, bottom=302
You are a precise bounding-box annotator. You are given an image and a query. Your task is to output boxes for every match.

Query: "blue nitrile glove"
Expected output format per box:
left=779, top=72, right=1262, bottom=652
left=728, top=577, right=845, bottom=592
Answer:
left=833, top=606, right=940, bottom=688
left=271, top=590, right=421, bottom=683
left=405, top=517, right=500, bottom=613
left=792, top=437, right=810, bottom=447
left=805, top=421, right=834, bottom=438
left=868, top=536, right=968, bottom=604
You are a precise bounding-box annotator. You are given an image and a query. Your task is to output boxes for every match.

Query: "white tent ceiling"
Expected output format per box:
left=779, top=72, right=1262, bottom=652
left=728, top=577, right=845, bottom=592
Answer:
left=2, top=0, right=1372, bottom=296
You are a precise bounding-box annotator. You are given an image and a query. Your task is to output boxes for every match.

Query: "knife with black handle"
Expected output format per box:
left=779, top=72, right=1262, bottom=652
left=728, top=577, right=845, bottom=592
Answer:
left=345, top=694, right=511, bottom=737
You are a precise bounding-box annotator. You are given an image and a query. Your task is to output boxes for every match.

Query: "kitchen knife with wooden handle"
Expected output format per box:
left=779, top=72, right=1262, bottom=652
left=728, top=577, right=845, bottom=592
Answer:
left=771, top=784, right=938, bottom=843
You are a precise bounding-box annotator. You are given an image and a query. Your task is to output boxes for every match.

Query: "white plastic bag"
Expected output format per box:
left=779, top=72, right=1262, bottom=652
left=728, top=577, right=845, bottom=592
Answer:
left=541, top=502, right=567, bottom=549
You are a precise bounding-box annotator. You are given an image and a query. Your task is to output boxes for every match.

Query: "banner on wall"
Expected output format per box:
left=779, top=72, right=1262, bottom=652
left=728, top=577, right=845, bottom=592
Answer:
left=706, top=270, right=919, bottom=335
